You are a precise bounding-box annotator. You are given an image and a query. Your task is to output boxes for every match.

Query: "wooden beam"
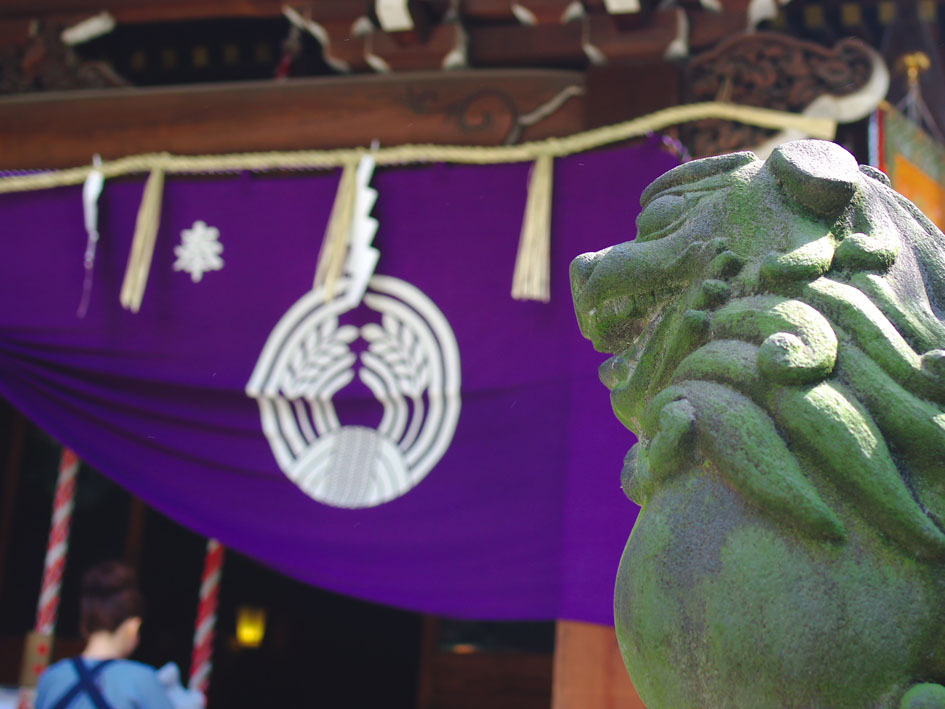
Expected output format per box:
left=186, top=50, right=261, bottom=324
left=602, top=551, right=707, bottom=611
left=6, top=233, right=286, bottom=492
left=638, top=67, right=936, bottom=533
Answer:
left=0, top=1, right=291, bottom=22
left=6, top=0, right=938, bottom=19
left=0, top=69, right=585, bottom=169
left=585, top=60, right=680, bottom=128
left=551, top=620, right=646, bottom=709
left=468, top=24, right=584, bottom=67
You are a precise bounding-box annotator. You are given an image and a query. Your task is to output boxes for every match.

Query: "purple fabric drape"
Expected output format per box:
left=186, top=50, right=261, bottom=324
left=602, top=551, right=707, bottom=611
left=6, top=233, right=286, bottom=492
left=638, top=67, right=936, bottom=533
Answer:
left=0, top=142, right=677, bottom=624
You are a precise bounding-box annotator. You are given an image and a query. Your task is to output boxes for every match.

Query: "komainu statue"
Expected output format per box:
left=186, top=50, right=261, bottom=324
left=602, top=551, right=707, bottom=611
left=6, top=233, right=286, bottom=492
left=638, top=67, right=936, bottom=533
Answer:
left=570, top=140, right=945, bottom=708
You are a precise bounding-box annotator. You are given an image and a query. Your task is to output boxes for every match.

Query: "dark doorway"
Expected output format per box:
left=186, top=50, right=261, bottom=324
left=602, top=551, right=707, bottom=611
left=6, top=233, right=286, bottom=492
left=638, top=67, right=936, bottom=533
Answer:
left=0, top=397, right=422, bottom=708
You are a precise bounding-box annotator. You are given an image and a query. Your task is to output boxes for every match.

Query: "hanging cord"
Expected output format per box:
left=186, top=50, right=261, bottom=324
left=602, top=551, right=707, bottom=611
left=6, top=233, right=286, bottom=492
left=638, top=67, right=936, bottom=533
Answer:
left=313, top=157, right=360, bottom=300
left=313, top=149, right=379, bottom=302
left=894, top=52, right=945, bottom=144
left=512, top=153, right=554, bottom=302
left=119, top=158, right=167, bottom=312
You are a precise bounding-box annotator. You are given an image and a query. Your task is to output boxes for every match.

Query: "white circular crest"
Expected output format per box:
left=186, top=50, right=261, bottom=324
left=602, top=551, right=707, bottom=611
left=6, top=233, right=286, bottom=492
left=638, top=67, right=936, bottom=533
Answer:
left=246, top=274, right=461, bottom=508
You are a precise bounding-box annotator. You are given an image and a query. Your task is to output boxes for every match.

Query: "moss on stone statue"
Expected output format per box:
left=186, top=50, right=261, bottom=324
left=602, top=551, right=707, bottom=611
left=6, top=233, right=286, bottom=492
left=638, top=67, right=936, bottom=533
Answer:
left=571, top=140, right=945, bottom=708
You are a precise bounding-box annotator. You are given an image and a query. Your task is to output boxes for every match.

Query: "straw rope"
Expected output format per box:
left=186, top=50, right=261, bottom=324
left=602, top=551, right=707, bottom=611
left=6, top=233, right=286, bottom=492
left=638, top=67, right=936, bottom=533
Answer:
left=119, top=161, right=166, bottom=312
left=0, top=102, right=835, bottom=195
left=512, top=153, right=553, bottom=302
left=313, top=158, right=359, bottom=300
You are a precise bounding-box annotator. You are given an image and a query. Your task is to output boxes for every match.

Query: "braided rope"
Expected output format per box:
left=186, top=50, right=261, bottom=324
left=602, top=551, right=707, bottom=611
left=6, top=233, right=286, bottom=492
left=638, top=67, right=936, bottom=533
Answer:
left=16, top=448, right=80, bottom=709
left=189, top=538, right=224, bottom=696
left=0, top=102, right=835, bottom=195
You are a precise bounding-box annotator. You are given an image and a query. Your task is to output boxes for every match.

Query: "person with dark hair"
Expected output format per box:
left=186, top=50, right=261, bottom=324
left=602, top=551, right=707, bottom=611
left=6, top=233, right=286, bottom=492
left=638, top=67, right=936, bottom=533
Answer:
left=34, top=561, right=174, bottom=709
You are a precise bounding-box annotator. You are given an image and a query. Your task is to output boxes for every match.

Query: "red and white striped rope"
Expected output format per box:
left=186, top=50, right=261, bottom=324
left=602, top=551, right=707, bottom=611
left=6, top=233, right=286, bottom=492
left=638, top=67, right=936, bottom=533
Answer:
left=35, top=448, right=79, bottom=635
left=17, top=447, right=80, bottom=709
left=189, top=538, right=224, bottom=696
left=15, top=687, right=35, bottom=709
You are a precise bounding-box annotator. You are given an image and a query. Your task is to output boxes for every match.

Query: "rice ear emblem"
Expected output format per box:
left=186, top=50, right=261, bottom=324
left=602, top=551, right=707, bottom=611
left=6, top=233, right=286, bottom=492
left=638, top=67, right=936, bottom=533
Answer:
left=246, top=273, right=461, bottom=509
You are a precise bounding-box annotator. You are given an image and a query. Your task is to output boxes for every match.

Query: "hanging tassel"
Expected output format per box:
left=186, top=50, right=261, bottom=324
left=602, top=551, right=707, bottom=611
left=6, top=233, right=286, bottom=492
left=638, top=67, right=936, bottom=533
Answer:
left=512, top=153, right=553, bottom=302
left=314, top=158, right=359, bottom=300
left=120, top=158, right=166, bottom=313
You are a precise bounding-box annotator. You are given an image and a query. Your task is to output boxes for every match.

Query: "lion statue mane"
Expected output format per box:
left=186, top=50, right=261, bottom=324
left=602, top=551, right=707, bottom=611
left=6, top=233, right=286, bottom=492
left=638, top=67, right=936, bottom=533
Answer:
left=570, top=140, right=945, bottom=708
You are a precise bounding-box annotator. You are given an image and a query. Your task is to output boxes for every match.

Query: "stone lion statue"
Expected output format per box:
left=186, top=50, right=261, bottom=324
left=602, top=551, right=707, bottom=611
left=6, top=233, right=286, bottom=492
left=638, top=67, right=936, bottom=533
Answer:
left=570, top=140, right=945, bottom=708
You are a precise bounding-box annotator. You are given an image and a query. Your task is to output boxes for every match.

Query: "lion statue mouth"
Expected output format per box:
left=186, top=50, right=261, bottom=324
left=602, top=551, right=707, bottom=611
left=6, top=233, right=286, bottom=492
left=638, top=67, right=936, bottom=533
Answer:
left=571, top=151, right=768, bottom=401
left=569, top=138, right=945, bottom=709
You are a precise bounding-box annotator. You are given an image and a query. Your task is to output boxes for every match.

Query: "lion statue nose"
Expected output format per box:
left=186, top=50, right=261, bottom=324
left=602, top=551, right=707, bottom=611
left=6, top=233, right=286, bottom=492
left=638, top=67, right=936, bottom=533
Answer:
left=569, top=250, right=600, bottom=299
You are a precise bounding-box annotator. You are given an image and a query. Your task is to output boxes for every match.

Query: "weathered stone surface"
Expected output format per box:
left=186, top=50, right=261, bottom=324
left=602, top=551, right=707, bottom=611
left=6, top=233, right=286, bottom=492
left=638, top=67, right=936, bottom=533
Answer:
left=570, top=140, right=945, bottom=708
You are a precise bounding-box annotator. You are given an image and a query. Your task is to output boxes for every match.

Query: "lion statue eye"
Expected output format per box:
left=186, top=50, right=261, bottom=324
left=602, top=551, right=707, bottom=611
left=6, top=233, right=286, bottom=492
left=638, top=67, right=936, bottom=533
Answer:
left=636, top=194, right=685, bottom=241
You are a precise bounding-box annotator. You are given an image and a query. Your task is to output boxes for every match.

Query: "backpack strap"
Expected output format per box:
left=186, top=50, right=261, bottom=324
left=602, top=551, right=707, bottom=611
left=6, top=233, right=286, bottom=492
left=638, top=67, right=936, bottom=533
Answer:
left=50, top=659, right=116, bottom=709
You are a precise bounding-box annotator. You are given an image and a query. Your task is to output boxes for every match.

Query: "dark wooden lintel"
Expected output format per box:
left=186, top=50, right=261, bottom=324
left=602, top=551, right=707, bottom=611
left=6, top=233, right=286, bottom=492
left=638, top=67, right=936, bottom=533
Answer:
left=0, top=69, right=586, bottom=169
left=0, top=1, right=288, bottom=22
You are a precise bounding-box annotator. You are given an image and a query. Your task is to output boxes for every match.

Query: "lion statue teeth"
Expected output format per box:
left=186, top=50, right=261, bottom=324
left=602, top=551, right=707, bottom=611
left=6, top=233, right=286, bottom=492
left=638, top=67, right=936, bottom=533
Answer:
left=570, top=140, right=945, bottom=709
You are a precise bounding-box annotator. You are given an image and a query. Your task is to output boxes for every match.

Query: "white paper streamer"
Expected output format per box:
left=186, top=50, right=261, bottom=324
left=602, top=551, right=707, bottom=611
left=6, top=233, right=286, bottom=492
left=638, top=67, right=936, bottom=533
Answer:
left=664, top=8, right=689, bottom=60
left=283, top=5, right=352, bottom=73
left=511, top=4, right=537, bottom=25
left=603, top=0, right=641, bottom=14
left=77, top=155, right=104, bottom=318
left=61, top=11, right=115, bottom=46
left=375, top=0, right=414, bottom=32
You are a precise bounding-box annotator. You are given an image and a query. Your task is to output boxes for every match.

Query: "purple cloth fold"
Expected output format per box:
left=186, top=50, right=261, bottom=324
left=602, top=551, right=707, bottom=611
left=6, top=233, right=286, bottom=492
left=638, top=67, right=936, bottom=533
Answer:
left=0, top=142, right=677, bottom=624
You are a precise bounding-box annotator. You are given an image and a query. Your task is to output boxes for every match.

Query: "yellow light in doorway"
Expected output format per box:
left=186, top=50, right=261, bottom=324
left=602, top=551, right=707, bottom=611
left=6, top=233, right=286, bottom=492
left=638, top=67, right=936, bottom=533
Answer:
left=449, top=644, right=479, bottom=655
left=236, top=606, right=267, bottom=648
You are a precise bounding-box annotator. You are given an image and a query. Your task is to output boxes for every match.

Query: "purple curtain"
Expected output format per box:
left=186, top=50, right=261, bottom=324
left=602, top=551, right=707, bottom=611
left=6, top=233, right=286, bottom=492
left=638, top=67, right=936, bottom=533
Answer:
left=0, top=141, right=677, bottom=624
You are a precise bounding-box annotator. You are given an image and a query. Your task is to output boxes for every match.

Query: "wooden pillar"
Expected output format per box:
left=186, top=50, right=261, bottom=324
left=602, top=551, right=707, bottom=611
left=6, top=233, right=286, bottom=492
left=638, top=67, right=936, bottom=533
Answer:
left=551, top=620, right=646, bottom=709
left=0, top=412, right=25, bottom=598
left=415, top=615, right=438, bottom=709
left=123, top=497, right=147, bottom=571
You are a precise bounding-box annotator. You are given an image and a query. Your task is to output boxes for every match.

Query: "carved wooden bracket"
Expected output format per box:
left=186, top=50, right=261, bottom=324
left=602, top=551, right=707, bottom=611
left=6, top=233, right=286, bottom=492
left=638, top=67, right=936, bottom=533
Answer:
left=682, top=33, right=882, bottom=158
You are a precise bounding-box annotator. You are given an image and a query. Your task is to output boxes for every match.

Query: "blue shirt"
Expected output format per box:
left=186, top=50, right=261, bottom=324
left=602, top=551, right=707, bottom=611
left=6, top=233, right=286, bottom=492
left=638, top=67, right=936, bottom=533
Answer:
left=35, top=658, right=174, bottom=709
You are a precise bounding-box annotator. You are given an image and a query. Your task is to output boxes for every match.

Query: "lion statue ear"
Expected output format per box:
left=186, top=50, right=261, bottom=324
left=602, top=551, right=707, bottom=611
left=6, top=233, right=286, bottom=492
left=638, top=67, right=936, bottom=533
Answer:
left=766, top=140, right=861, bottom=218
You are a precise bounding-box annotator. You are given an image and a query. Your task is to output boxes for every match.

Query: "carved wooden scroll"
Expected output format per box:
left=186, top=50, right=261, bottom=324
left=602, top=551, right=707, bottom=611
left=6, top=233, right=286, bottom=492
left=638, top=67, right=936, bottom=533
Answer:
left=682, top=33, right=879, bottom=158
